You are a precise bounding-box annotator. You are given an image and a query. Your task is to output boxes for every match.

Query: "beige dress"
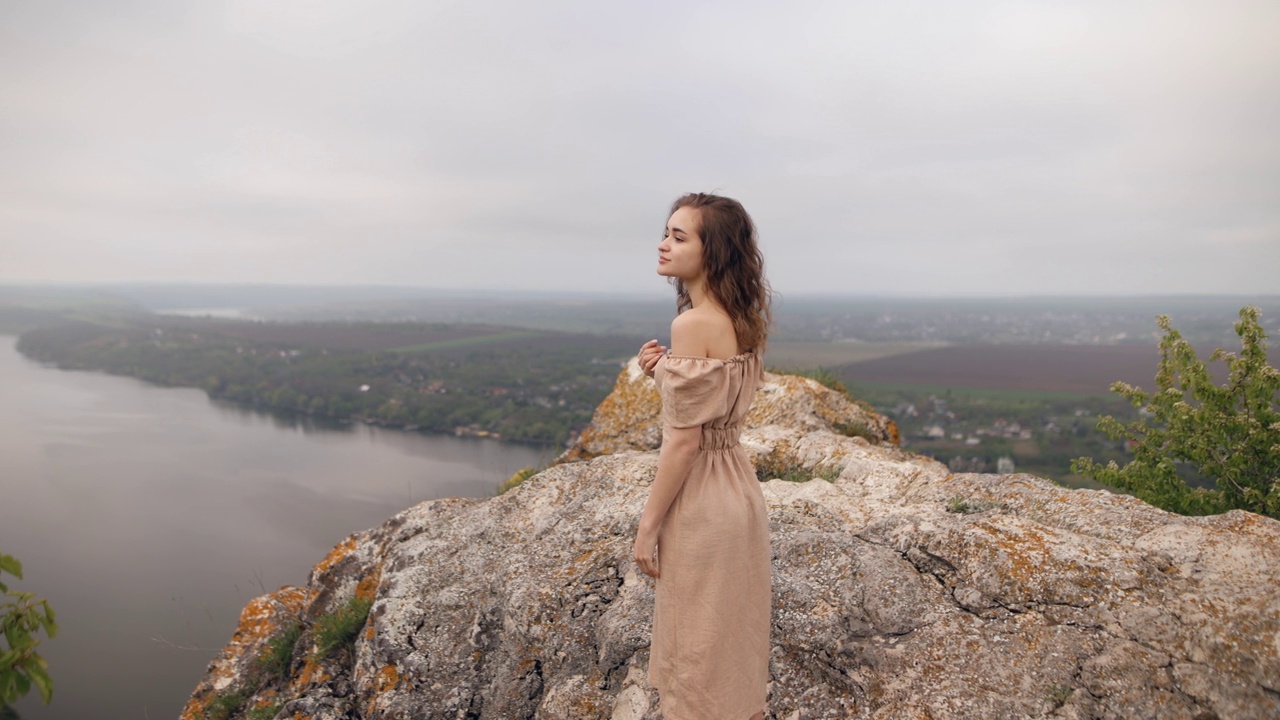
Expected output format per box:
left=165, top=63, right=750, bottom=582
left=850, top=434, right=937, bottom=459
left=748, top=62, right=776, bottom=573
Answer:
left=650, top=351, right=771, bottom=720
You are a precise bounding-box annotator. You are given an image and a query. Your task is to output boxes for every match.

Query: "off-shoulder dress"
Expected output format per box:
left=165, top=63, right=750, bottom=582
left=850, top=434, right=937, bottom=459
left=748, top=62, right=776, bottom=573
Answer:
left=649, top=351, right=770, bottom=719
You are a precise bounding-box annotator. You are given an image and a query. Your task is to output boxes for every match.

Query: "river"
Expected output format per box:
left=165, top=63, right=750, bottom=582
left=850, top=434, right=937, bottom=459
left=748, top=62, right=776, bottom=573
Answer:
left=0, top=336, right=550, bottom=719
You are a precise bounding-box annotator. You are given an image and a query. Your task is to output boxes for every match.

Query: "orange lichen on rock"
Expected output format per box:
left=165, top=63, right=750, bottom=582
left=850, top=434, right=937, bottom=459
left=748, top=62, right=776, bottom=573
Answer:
left=376, top=663, right=399, bottom=692
left=360, top=663, right=403, bottom=717
left=558, top=362, right=662, bottom=462
left=294, top=654, right=332, bottom=689
left=355, top=565, right=382, bottom=601
left=179, top=586, right=307, bottom=720
left=179, top=693, right=213, bottom=720
left=312, top=535, right=358, bottom=577
left=973, top=519, right=1052, bottom=587
left=884, top=419, right=901, bottom=446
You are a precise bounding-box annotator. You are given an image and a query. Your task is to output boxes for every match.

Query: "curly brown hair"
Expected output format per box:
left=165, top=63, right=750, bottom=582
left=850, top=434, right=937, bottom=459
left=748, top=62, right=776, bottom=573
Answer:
left=668, top=192, right=773, bottom=352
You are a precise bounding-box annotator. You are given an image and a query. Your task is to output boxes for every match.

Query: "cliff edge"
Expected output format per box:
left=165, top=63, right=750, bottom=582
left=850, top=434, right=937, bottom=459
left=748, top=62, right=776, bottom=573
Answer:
left=183, top=360, right=1280, bottom=719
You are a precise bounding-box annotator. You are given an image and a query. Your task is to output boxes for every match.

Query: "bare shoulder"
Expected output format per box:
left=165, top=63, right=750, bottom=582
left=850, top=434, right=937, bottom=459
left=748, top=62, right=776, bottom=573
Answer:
left=670, top=307, right=737, bottom=358
left=669, top=312, right=706, bottom=357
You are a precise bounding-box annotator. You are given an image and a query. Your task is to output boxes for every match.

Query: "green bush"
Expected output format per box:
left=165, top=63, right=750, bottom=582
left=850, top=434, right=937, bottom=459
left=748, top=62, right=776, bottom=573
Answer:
left=497, top=465, right=540, bottom=495
left=1072, top=306, right=1279, bottom=518
left=1, top=552, right=57, bottom=707
left=312, top=596, right=374, bottom=658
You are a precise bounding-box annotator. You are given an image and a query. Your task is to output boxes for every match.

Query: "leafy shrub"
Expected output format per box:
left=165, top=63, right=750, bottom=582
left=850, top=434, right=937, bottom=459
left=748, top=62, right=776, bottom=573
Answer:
left=312, top=596, right=374, bottom=658
left=1072, top=307, right=1279, bottom=518
left=1, top=552, right=57, bottom=707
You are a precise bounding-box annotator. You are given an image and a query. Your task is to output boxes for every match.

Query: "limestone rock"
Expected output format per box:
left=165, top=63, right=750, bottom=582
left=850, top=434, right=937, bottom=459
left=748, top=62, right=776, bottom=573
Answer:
left=183, top=362, right=1280, bottom=720
left=557, top=358, right=899, bottom=463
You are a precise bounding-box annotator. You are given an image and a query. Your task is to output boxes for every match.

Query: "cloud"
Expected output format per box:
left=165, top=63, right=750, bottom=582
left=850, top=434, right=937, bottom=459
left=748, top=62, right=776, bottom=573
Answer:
left=1, top=0, right=1277, bottom=294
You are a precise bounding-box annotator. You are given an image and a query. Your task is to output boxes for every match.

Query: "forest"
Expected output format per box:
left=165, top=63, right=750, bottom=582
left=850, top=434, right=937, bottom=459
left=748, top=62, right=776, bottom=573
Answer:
left=15, top=315, right=643, bottom=447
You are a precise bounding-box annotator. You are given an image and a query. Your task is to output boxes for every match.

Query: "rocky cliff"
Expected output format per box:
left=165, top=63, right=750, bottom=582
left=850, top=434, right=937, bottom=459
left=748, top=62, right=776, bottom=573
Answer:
left=183, top=361, right=1280, bottom=720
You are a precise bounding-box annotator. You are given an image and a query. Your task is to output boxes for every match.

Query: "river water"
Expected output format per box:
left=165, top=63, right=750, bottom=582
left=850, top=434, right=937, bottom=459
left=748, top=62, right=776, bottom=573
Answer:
left=0, top=336, right=550, bottom=719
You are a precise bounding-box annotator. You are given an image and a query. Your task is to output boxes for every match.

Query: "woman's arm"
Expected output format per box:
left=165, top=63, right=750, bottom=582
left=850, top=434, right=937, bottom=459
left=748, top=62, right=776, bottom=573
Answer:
left=633, top=424, right=700, bottom=578
left=633, top=315, right=705, bottom=578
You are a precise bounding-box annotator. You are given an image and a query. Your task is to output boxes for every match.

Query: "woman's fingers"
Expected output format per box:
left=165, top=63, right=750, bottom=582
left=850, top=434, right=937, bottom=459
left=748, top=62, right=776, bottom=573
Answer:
left=638, top=341, right=669, bottom=379
left=639, top=342, right=667, bottom=364
left=635, top=553, right=658, bottom=578
left=633, top=535, right=660, bottom=577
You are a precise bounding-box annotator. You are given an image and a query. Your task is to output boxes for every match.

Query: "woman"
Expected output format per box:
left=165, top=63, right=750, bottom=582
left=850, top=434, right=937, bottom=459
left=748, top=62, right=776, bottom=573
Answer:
left=634, top=193, right=773, bottom=720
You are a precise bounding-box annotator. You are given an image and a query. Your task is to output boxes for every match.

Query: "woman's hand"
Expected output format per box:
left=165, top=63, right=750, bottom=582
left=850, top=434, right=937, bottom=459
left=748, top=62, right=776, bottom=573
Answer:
left=639, top=339, right=667, bottom=378
left=633, top=524, right=660, bottom=578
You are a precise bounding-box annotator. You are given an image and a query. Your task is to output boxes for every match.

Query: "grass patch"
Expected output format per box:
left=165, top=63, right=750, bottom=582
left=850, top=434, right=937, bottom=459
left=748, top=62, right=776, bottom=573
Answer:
left=312, top=596, right=374, bottom=658
left=945, top=495, right=1005, bottom=514
left=756, top=455, right=843, bottom=483
left=203, top=689, right=252, bottom=720
left=255, top=620, right=302, bottom=679
left=833, top=419, right=879, bottom=442
left=497, top=465, right=540, bottom=495
left=1046, top=684, right=1073, bottom=709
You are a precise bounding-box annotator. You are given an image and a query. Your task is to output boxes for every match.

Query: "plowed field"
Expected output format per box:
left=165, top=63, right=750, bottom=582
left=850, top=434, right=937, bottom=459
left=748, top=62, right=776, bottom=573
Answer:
left=839, top=344, right=1169, bottom=394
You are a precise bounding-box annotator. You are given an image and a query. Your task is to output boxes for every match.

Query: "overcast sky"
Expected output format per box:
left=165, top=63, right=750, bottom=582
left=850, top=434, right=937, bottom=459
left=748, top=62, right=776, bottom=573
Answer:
left=1, top=0, right=1277, bottom=296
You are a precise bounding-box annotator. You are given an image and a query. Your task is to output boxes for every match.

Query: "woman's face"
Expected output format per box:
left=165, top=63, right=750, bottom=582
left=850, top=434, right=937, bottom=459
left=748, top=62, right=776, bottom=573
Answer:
left=657, top=205, right=705, bottom=282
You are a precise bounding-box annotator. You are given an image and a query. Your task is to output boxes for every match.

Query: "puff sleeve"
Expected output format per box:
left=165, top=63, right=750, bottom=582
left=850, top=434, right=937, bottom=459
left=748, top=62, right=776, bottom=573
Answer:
left=654, top=356, right=730, bottom=429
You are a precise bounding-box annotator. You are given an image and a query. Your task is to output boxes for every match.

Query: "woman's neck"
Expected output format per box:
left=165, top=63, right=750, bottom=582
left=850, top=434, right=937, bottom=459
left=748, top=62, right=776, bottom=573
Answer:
left=685, top=276, right=713, bottom=310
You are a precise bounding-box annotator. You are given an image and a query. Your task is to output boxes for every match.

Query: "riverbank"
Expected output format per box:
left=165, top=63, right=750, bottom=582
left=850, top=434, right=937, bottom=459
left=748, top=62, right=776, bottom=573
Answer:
left=15, top=314, right=644, bottom=446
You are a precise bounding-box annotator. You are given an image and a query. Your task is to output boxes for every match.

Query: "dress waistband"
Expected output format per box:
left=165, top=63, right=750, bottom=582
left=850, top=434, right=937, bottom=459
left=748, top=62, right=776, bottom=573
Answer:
left=700, top=425, right=741, bottom=450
